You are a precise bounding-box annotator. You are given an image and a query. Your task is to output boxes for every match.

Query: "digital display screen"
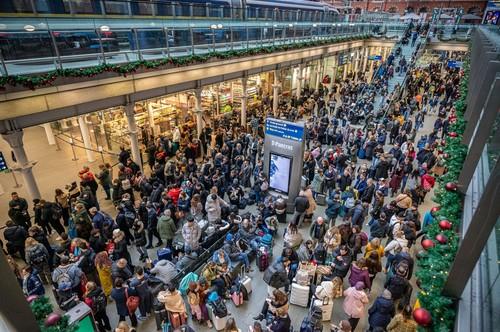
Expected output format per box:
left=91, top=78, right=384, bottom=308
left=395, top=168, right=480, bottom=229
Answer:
left=0, top=152, right=8, bottom=172
left=269, top=153, right=292, bottom=194
left=483, top=10, right=500, bottom=25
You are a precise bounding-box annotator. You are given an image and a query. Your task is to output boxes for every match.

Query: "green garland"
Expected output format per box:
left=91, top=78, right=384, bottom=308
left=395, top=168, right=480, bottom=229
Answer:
left=0, top=34, right=370, bottom=91
left=415, top=56, right=470, bottom=331
left=30, top=296, right=78, bottom=332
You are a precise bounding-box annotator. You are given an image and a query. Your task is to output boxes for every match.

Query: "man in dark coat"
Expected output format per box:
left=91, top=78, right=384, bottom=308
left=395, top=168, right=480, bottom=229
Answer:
left=8, top=192, right=31, bottom=229
left=4, top=220, right=27, bottom=260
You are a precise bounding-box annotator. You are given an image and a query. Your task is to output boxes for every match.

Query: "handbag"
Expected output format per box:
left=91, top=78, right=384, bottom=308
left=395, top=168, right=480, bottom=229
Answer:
left=125, top=288, right=140, bottom=314
left=298, top=261, right=317, bottom=277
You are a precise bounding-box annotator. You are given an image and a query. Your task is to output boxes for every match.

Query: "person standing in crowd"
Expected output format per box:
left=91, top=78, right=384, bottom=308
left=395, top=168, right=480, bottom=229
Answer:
left=343, top=281, right=369, bottom=331
left=157, top=209, right=177, bottom=249
left=4, top=220, right=28, bottom=260
left=8, top=192, right=31, bottom=230
left=111, top=278, right=138, bottom=328
left=84, top=281, right=112, bottom=332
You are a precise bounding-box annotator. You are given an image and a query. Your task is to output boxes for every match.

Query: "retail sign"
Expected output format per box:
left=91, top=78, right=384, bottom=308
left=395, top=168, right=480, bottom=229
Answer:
left=0, top=151, right=8, bottom=172
left=447, top=60, right=463, bottom=68
left=265, top=118, right=304, bottom=142
left=368, top=55, right=382, bottom=61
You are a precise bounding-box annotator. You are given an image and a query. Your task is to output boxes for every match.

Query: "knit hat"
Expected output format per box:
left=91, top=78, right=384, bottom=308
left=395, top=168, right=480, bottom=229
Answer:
left=382, top=289, right=392, bottom=299
left=355, top=281, right=365, bottom=290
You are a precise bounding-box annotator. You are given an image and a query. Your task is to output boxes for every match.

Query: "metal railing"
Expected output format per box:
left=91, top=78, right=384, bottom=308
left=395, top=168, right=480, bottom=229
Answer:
left=0, top=20, right=408, bottom=77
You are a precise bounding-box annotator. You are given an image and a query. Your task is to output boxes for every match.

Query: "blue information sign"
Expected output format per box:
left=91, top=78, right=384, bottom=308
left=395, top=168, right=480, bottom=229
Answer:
left=0, top=151, right=8, bottom=172
left=447, top=60, right=463, bottom=68
left=265, top=119, right=304, bottom=142
left=368, top=55, right=382, bottom=61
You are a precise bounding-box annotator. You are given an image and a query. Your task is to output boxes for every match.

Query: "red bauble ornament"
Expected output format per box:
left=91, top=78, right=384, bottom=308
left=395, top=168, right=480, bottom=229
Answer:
left=413, top=308, right=432, bottom=326
left=445, top=182, right=458, bottom=191
left=435, top=233, right=448, bottom=244
left=439, top=220, right=452, bottom=230
left=26, top=295, right=38, bottom=303
left=448, top=132, right=458, bottom=138
left=422, top=239, right=435, bottom=250
left=430, top=206, right=441, bottom=214
left=45, top=313, right=61, bottom=327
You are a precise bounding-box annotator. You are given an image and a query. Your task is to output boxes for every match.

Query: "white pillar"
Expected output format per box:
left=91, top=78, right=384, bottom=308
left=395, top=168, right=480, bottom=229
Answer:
left=362, top=47, right=369, bottom=72
left=295, top=64, right=303, bottom=98
left=241, top=77, right=248, bottom=127
left=272, top=70, right=280, bottom=117
left=382, top=47, right=388, bottom=61
left=78, top=115, right=95, bottom=163
left=124, top=103, right=142, bottom=172
left=194, top=88, right=204, bottom=137
left=1, top=130, right=41, bottom=200
left=42, top=123, right=56, bottom=145
left=330, top=56, right=338, bottom=91
left=368, top=47, right=375, bottom=81
left=147, top=102, right=158, bottom=136
left=354, top=49, right=360, bottom=81
left=315, top=59, right=322, bottom=93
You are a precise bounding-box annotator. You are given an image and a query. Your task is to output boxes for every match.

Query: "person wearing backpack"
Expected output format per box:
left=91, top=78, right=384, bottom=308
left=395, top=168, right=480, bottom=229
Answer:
left=77, top=242, right=98, bottom=283
left=40, top=199, right=65, bottom=237
left=52, top=256, right=84, bottom=299
left=347, top=225, right=364, bottom=259
left=25, top=237, right=50, bottom=284
left=21, top=265, right=45, bottom=297
left=383, top=231, right=408, bottom=273
left=384, top=265, right=411, bottom=302
left=111, top=277, right=138, bottom=328
left=84, top=281, right=111, bottom=332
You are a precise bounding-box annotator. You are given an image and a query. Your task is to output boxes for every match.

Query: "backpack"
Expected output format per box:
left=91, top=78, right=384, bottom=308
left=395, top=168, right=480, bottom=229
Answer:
left=51, top=204, right=63, bottom=219
left=121, top=179, right=131, bottom=190
left=124, top=211, right=136, bottom=228
left=125, top=288, right=140, bottom=314
left=55, top=268, right=73, bottom=291
left=313, top=243, right=327, bottom=264
left=210, top=297, right=228, bottom=318
left=92, top=290, right=107, bottom=313
left=359, top=231, right=369, bottom=247
left=30, top=246, right=47, bottom=265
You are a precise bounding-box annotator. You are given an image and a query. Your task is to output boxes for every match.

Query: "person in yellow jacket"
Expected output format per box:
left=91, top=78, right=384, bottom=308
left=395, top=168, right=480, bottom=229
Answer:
left=95, top=251, right=113, bottom=297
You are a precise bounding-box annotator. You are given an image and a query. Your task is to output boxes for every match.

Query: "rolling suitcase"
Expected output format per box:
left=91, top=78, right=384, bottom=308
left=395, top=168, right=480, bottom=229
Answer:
left=240, top=267, right=252, bottom=298
left=316, top=194, right=326, bottom=206
left=157, top=247, right=173, bottom=261
left=312, top=296, right=333, bottom=321
left=290, top=282, right=310, bottom=307
left=153, top=298, right=167, bottom=331
left=256, top=247, right=270, bottom=272
left=208, top=306, right=228, bottom=331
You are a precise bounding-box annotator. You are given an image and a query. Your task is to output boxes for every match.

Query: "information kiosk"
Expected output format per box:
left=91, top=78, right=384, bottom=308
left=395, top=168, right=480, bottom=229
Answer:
left=263, top=118, right=305, bottom=212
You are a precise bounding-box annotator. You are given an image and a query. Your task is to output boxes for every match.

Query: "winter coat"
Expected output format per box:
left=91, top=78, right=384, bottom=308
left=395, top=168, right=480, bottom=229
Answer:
left=384, top=274, right=410, bottom=301
left=325, top=197, right=342, bottom=219
left=283, top=228, right=302, bottom=249
left=299, top=189, right=316, bottom=215
left=263, top=261, right=290, bottom=289
left=368, top=296, right=395, bottom=329
left=343, top=286, right=369, bottom=319
left=26, top=243, right=49, bottom=267
left=22, top=270, right=45, bottom=296
left=130, top=276, right=153, bottom=315
left=297, top=243, right=313, bottom=262
left=150, top=260, right=177, bottom=285
left=52, top=263, right=83, bottom=290
left=348, top=263, right=371, bottom=289
left=310, top=173, right=324, bottom=193
left=111, top=263, right=133, bottom=282
left=331, top=247, right=352, bottom=278
left=181, top=223, right=201, bottom=249
left=205, top=195, right=226, bottom=222
left=323, top=229, right=341, bottom=253
left=294, top=195, right=310, bottom=213
left=4, top=225, right=27, bottom=248
left=157, top=215, right=177, bottom=241
left=387, top=313, right=418, bottom=332
left=369, top=219, right=390, bottom=240
left=309, top=222, right=327, bottom=241
left=97, top=265, right=113, bottom=296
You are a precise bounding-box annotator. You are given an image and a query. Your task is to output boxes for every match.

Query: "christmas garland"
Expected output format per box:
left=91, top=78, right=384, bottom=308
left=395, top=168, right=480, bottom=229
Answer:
left=28, top=295, right=78, bottom=332
left=0, top=34, right=370, bottom=91
left=414, top=56, right=470, bottom=331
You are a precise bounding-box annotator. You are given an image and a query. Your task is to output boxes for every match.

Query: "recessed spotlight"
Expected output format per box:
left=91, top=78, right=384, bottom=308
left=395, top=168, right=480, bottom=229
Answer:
left=24, top=25, right=35, bottom=32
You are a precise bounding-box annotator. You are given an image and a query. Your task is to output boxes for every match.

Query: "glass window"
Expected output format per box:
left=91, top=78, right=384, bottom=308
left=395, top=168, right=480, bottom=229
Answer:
left=1, top=0, right=33, bottom=13
left=34, top=0, right=67, bottom=14
left=0, top=32, right=55, bottom=60
left=192, top=3, right=206, bottom=17
left=192, top=28, right=211, bottom=46
left=103, top=0, right=129, bottom=15
left=232, top=28, right=247, bottom=44
left=156, top=2, right=173, bottom=16
left=136, top=29, right=166, bottom=50
left=53, top=30, right=102, bottom=56
left=485, top=111, right=500, bottom=173
left=63, top=0, right=99, bottom=14
left=248, top=28, right=261, bottom=41
left=131, top=1, right=153, bottom=16
left=170, top=29, right=191, bottom=47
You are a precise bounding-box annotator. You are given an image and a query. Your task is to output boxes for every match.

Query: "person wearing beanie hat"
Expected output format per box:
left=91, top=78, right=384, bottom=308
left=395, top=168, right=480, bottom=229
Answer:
left=368, top=289, right=396, bottom=331
left=343, top=281, right=369, bottom=331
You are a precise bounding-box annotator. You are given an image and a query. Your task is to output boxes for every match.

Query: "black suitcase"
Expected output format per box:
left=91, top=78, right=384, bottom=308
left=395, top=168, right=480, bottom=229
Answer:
left=153, top=298, right=168, bottom=331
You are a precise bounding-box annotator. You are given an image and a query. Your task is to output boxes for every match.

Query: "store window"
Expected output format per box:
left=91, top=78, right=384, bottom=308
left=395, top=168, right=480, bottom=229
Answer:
left=53, top=30, right=102, bottom=57
left=0, top=32, right=55, bottom=61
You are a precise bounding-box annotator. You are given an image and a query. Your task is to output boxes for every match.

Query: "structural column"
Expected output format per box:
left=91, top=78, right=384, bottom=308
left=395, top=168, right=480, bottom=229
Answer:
left=362, top=47, right=369, bottom=72
left=330, top=56, right=338, bottom=91
left=1, top=130, right=41, bottom=200
left=193, top=88, right=204, bottom=137
left=353, top=49, right=360, bottom=81
left=240, top=77, right=248, bottom=127
left=272, top=70, right=280, bottom=116
left=295, top=64, right=304, bottom=98
left=77, top=115, right=95, bottom=163
left=42, top=123, right=56, bottom=145
left=368, top=47, right=375, bottom=81
left=314, top=59, right=322, bottom=93
left=147, top=103, right=158, bottom=137
left=124, top=103, right=142, bottom=172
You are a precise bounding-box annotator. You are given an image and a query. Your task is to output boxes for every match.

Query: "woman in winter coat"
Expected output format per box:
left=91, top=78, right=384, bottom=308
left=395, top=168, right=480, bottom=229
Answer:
left=112, top=230, right=132, bottom=263
left=129, top=267, right=153, bottom=320
left=132, top=220, right=147, bottom=262
left=384, top=231, right=408, bottom=271
left=368, top=289, right=396, bottom=331
left=348, top=258, right=371, bottom=290
left=110, top=277, right=138, bottom=327
left=283, top=223, right=302, bottom=249
left=297, top=240, right=314, bottom=262
left=387, top=304, right=418, bottom=332
left=95, top=251, right=113, bottom=297
left=73, top=203, right=93, bottom=241
left=343, top=281, right=369, bottom=331
left=190, top=194, right=204, bottom=221
left=157, top=284, right=188, bottom=322
left=299, top=186, right=316, bottom=218
left=330, top=245, right=352, bottom=280
left=325, top=194, right=342, bottom=226
left=310, top=169, right=325, bottom=197
left=205, top=190, right=228, bottom=222
left=21, top=265, right=45, bottom=296
left=324, top=226, right=341, bottom=258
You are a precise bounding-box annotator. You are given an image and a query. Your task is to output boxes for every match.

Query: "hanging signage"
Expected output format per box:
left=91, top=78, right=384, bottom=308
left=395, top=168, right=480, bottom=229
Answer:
left=447, top=60, right=463, bottom=68
left=0, top=151, right=8, bottom=172
left=265, top=118, right=304, bottom=142
left=338, top=53, right=349, bottom=65
left=368, top=55, right=382, bottom=61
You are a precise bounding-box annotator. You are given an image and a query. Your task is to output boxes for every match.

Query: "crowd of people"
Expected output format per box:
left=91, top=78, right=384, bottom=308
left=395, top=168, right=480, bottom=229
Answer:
left=2, top=22, right=464, bottom=332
